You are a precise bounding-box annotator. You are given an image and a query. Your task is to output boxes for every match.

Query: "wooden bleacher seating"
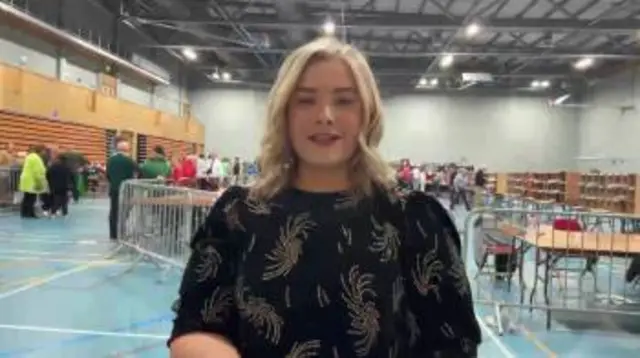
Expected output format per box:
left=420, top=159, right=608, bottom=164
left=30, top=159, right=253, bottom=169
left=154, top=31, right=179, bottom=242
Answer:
left=0, top=109, right=106, bottom=163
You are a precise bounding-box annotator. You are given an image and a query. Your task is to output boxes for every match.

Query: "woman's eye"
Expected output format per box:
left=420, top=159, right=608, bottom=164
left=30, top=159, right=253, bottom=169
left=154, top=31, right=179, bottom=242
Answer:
left=297, top=98, right=315, bottom=105
left=335, top=98, right=355, bottom=106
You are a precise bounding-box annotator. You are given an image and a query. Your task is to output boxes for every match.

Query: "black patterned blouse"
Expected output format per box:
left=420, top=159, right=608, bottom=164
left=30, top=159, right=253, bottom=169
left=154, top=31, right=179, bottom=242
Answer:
left=169, top=186, right=481, bottom=357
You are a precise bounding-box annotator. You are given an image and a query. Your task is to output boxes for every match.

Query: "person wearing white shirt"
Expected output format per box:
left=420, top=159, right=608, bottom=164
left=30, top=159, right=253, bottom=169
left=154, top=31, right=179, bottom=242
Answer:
left=196, top=154, right=210, bottom=190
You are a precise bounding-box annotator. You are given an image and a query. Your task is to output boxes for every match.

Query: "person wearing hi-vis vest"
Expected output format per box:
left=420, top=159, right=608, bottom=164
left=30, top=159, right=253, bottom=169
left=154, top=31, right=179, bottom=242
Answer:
left=18, top=145, right=48, bottom=218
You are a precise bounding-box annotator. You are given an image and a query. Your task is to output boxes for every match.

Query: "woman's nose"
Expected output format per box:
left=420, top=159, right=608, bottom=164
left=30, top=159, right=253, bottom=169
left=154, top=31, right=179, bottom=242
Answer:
left=315, top=105, right=335, bottom=124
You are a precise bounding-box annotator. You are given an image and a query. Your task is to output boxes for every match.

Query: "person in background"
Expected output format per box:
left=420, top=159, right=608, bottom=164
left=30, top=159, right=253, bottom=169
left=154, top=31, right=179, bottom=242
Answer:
left=451, top=167, right=471, bottom=211
left=411, top=164, right=422, bottom=191
left=195, top=153, right=210, bottom=189
left=106, top=139, right=137, bottom=240
left=18, top=145, right=48, bottom=218
left=473, top=165, right=487, bottom=208
left=46, top=153, right=74, bottom=217
left=140, top=146, right=171, bottom=181
left=232, top=156, right=241, bottom=185
left=209, top=153, right=223, bottom=188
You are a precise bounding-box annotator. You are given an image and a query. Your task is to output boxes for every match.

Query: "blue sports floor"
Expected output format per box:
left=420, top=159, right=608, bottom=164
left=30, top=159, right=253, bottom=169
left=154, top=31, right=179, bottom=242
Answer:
left=0, top=198, right=639, bottom=357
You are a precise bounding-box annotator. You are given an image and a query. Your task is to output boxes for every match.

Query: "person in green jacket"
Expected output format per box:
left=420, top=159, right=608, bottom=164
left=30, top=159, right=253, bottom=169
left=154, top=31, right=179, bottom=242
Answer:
left=140, top=146, right=171, bottom=180
left=106, top=139, right=137, bottom=240
left=19, top=145, right=48, bottom=218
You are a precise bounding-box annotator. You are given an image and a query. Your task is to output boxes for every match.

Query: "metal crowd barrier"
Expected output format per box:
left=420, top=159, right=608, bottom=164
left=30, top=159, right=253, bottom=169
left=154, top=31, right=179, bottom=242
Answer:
left=0, top=165, right=21, bottom=211
left=115, top=179, right=219, bottom=276
left=463, top=206, right=640, bottom=336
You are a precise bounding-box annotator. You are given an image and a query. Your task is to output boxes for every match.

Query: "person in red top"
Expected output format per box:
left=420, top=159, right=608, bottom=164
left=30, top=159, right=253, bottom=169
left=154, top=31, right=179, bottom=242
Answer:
left=173, top=155, right=197, bottom=187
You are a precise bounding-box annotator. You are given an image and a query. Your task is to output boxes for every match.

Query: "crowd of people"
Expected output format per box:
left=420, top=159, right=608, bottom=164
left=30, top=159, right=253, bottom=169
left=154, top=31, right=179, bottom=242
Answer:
left=395, top=159, right=490, bottom=211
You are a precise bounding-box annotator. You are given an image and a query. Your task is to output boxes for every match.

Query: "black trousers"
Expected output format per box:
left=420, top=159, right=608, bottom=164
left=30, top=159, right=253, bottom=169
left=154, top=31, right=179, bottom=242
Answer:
left=20, top=193, right=37, bottom=218
left=109, top=192, right=119, bottom=240
left=450, top=189, right=471, bottom=210
left=50, top=193, right=69, bottom=216
left=40, top=193, right=52, bottom=211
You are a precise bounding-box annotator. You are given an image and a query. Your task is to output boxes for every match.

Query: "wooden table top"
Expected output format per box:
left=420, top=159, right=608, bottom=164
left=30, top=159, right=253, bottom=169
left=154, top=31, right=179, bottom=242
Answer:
left=499, top=223, right=640, bottom=254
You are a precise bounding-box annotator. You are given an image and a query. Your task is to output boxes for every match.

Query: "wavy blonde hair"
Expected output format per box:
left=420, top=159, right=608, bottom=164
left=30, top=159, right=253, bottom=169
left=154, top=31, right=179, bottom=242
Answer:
left=249, top=36, right=395, bottom=200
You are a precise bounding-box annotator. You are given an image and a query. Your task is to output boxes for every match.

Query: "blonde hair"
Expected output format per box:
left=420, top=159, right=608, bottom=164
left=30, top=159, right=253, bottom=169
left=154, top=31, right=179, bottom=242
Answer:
left=249, top=36, right=394, bottom=200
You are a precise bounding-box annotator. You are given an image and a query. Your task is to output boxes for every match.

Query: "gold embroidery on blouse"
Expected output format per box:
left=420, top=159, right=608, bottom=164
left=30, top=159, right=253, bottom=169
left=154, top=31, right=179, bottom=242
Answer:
left=334, top=194, right=359, bottom=210
left=200, top=287, right=234, bottom=324
left=247, top=234, right=256, bottom=253
left=317, top=285, right=330, bottom=307
left=224, top=198, right=245, bottom=231
left=194, top=244, right=222, bottom=282
left=461, top=337, right=474, bottom=353
left=285, top=285, right=292, bottom=308
left=370, top=216, right=400, bottom=263
left=237, top=288, right=284, bottom=345
left=406, top=310, right=420, bottom=347
left=340, top=225, right=352, bottom=246
left=285, top=340, right=322, bottom=358
left=441, top=322, right=455, bottom=339
left=391, top=276, right=404, bottom=314
left=262, top=213, right=316, bottom=281
left=444, top=232, right=470, bottom=296
left=245, top=197, right=271, bottom=215
left=411, top=237, right=444, bottom=301
left=340, top=265, right=380, bottom=357
left=332, top=346, right=340, bottom=358
left=388, top=340, right=399, bottom=358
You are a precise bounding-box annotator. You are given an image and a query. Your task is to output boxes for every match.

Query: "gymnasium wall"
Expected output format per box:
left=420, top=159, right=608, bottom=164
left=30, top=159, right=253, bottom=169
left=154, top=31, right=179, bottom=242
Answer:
left=578, top=67, right=640, bottom=172
left=190, top=88, right=579, bottom=171
left=0, top=0, right=186, bottom=116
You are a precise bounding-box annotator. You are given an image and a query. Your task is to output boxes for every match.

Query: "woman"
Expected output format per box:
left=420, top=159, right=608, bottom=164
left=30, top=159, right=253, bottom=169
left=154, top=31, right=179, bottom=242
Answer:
left=18, top=145, right=48, bottom=218
left=169, top=36, right=481, bottom=358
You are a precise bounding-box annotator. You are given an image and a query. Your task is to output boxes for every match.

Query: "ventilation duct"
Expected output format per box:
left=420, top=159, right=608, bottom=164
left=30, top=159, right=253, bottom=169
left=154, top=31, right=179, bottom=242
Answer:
left=0, top=2, right=169, bottom=85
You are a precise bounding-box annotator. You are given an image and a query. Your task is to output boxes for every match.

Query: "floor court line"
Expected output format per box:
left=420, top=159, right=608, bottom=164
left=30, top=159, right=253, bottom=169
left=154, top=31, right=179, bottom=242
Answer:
left=0, top=261, right=110, bottom=301
left=0, top=249, right=105, bottom=257
left=0, top=255, right=123, bottom=265
left=476, top=315, right=516, bottom=358
left=0, top=324, right=168, bottom=340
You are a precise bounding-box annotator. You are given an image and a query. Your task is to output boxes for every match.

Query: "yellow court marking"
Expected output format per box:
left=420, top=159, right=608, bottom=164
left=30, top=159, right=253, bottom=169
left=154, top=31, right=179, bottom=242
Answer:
left=520, top=325, right=558, bottom=358
left=475, top=283, right=559, bottom=357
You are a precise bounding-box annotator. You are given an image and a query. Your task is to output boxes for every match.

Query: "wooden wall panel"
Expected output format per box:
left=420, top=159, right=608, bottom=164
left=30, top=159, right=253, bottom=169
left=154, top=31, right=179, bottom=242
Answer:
left=0, top=63, right=204, bottom=145
left=0, top=110, right=106, bottom=163
left=147, top=136, right=197, bottom=161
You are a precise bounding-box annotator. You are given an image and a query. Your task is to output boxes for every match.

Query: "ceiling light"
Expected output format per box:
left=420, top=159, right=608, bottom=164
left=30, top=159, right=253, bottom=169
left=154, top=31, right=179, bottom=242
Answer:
left=182, top=47, right=198, bottom=61
left=221, top=71, right=231, bottom=81
left=430, top=78, right=439, bottom=86
left=465, top=23, right=481, bottom=37
left=211, top=72, right=220, bottom=80
left=573, top=57, right=594, bottom=71
left=418, top=78, right=427, bottom=87
left=439, top=54, right=454, bottom=68
left=531, top=80, right=541, bottom=88
left=540, top=80, right=551, bottom=88
left=322, top=20, right=336, bottom=35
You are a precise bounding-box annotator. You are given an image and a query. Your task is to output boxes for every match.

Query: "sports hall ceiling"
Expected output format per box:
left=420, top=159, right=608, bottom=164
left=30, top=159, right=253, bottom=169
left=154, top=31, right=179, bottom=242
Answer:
left=12, top=0, right=640, bottom=92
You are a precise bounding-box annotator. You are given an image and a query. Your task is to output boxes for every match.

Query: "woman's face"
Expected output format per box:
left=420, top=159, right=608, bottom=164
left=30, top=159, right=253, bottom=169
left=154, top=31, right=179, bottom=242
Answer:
left=287, top=56, right=363, bottom=170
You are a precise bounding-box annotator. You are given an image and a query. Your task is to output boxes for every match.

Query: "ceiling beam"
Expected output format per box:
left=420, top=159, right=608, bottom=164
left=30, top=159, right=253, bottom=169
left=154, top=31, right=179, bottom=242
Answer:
left=138, top=44, right=640, bottom=60
left=131, top=13, right=640, bottom=34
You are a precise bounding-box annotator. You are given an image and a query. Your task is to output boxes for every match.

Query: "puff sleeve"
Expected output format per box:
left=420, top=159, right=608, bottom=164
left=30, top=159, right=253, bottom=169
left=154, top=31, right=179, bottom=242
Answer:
left=402, top=192, right=481, bottom=357
left=168, top=186, right=246, bottom=347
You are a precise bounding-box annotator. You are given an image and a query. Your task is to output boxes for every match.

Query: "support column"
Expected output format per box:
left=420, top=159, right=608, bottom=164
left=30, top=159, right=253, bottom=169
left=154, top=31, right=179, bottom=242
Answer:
left=55, top=0, right=67, bottom=81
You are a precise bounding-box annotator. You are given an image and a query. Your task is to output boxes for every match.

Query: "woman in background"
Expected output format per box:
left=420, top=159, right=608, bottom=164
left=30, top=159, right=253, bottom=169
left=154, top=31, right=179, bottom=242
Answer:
left=46, top=154, right=74, bottom=217
left=18, top=145, right=48, bottom=218
left=169, top=36, right=480, bottom=358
